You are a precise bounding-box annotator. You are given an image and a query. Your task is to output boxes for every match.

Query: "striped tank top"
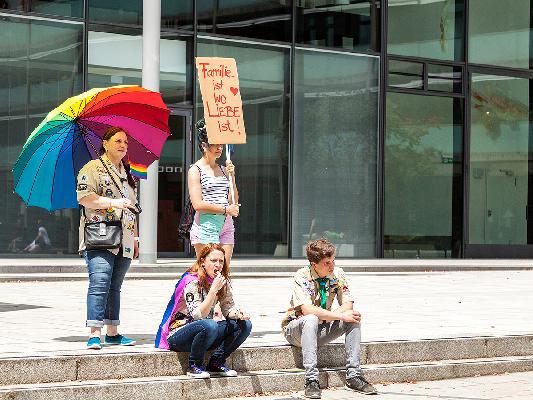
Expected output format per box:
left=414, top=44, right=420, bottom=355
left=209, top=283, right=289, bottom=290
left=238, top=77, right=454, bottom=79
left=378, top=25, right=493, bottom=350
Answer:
left=196, top=164, right=230, bottom=207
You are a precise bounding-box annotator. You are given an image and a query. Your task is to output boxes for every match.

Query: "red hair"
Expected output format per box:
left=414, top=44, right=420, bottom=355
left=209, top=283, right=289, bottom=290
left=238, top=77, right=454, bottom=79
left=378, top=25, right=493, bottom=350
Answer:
left=187, top=243, right=230, bottom=295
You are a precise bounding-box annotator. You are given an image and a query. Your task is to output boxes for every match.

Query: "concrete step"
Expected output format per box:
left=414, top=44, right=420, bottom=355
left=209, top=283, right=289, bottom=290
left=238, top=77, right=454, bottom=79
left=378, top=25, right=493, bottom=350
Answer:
left=2, top=356, right=533, bottom=400
left=2, top=335, right=533, bottom=386
left=1, top=259, right=532, bottom=275
left=0, top=272, right=297, bottom=282
left=3, top=265, right=533, bottom=282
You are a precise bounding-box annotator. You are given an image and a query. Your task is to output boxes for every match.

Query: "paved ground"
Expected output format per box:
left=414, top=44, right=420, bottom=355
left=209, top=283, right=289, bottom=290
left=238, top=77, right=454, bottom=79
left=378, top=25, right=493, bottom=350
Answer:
left=1, top=270, right=533, bottom=356
left=215, top=371, right=533, bottom=400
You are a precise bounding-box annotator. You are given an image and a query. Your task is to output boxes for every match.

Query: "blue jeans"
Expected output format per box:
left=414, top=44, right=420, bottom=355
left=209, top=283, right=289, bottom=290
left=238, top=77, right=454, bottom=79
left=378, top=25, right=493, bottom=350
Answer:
left=168, top=319, right=252, bottom=367
left=84, top=250, right=131, bottom=328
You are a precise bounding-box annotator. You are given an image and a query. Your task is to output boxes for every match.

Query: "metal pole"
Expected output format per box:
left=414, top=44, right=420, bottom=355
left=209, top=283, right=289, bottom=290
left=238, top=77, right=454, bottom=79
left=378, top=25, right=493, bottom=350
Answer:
left=139, top=0, right=161, bottom=264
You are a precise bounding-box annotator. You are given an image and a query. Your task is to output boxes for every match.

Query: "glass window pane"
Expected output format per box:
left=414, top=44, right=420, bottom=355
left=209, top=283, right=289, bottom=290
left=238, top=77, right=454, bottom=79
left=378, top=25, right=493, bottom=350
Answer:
left=89, top=0, right=143, bottom=25
left=388, top=59, right=423, bottom=89
left=197, top=0, right=292, bottom=42
left=0, top=0, right=26, bottom=11
left=32, top=0, right=84, bottom=18
left=469, top=0, right=531, bottom=69
left=162, top=0, right=193, bottom=30
left=388, top=0, right=464, bottom=61
left=158, top=113, right=188, bottom=254
left=292, top=49, right=379, bottom=258
left=89, top=0, right=193, bottom=28
left=385, top=93, right=463, bottom=258
left=427, top=64, right=462, bottom=93
left=0, top=16, right=83, bottom=256
left=88, top=28, right=192, bottom=105
left=197, top=39, right=290, bottom=256
left=469, top=74, right=531, bottom=245
left=88, top=30, right=142, bottom=87
left=296, top=0, right=377, bottom=52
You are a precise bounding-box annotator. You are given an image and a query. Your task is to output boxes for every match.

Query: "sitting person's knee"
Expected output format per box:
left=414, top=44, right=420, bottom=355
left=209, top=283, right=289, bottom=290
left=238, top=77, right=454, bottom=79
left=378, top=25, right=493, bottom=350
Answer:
left=343, top=320, right=360, bottom=328
left=200, top=319, right=219, bottom=332
left=240, top=319, right=252, bottom=334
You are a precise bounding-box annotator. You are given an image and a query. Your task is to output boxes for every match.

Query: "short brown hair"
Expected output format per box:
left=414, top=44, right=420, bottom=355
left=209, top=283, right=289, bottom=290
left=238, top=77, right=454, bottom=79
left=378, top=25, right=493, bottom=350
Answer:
left=306, top=238, right=336, bottom=264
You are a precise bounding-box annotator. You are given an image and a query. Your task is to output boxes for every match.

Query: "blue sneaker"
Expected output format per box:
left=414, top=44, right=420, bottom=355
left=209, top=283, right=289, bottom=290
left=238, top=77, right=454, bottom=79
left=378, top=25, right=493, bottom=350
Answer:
left=187, top=364, right=210, bottom=379
left=104, top=334, right=136, bottom=346
left=86, top=337, right=102, bottom=350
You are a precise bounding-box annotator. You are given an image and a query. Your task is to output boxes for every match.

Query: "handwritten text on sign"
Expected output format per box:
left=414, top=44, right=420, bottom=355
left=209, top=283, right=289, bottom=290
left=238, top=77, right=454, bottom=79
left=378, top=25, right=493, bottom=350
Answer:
left=195, top=57, right=246, bottom=144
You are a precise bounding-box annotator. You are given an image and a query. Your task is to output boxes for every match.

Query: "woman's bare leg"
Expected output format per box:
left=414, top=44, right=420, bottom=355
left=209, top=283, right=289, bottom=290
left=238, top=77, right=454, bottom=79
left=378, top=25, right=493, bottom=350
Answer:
left=194, top=244, right=233, bottom=267
left=221, top=244, right=234, bottom=270
left=193, top=244, right=205, bottom=260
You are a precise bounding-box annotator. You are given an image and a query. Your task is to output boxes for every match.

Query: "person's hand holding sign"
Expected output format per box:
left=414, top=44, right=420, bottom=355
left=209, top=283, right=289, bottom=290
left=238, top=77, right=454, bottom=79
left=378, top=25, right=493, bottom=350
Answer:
left=226, top=204, right=239, bottom=218
left=225, top=159, right=240, bottom=216
left=225, top=159, right=235, bottom=175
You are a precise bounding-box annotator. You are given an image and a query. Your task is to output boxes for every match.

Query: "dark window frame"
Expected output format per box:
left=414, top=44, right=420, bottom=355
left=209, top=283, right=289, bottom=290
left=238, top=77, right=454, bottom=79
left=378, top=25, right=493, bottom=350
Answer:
left=464, top=65, right=533, bottom=257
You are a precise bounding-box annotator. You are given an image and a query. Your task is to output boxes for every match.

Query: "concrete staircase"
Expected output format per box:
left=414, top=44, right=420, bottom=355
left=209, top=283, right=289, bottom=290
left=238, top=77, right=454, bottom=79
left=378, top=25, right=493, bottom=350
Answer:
left=2, top=335, right=533, bottom=399
left=2, top=259, right=533, bottom=282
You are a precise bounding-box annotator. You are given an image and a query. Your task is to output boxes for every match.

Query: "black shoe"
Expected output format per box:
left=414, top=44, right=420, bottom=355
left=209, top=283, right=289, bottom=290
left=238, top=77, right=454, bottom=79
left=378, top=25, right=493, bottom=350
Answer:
left=206, top=361, right=238, bottom=377
left=345, top=376, right=377, bottom=395
left=304, top=379, right=321, bottom=399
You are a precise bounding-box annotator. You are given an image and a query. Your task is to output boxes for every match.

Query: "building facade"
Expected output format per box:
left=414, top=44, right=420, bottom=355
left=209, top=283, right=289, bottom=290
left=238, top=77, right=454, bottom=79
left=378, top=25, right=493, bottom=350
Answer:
left=1, top=0, right=532, bottom=259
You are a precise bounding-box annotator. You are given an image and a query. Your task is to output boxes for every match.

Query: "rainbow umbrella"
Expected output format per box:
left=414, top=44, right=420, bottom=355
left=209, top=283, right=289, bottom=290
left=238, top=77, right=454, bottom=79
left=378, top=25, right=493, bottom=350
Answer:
left=13, top=85, right=170, bottom=211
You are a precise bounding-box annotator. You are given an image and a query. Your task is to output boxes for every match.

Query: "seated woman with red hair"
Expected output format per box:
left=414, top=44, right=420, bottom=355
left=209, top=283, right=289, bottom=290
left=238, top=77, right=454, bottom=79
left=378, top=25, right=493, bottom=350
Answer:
left=155, top=243, right=252, bottom=378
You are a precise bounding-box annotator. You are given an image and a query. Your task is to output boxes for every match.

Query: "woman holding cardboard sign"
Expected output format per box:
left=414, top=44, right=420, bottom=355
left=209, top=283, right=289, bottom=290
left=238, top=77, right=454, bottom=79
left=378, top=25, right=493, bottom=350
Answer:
left=188, top=119, right=239, bottom=267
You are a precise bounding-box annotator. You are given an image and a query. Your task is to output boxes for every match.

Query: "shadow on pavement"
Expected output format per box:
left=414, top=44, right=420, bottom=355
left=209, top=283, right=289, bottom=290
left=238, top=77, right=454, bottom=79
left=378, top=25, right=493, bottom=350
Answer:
left=53, top=334, right=155, bottom=345
left=249, top=330, right=283, bottom=339
left=0, top=302, right=50, bottom=312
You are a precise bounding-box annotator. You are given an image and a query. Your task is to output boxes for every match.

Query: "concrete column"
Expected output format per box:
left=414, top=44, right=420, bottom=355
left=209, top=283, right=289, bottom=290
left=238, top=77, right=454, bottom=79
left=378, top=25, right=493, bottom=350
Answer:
left=139, top=0, right=161, bottom=264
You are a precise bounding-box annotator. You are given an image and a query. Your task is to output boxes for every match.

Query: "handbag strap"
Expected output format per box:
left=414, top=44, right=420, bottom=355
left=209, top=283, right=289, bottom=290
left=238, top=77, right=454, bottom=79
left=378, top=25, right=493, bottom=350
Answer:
left=95, top=155, right=128, bottom=200
left=80, top=129, right=141, bottom=216
left=81, top=157, right=126, bottom=221
left=82, top=205, right=124, bottom=221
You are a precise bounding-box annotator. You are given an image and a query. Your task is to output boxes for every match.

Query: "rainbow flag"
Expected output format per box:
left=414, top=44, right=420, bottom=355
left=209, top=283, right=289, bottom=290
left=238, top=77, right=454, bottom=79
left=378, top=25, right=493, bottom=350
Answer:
left=130, top=162, right=147, bottom=179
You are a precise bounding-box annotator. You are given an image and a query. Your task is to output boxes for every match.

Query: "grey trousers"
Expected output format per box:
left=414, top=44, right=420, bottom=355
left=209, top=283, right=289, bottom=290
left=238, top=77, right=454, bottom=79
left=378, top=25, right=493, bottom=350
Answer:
left=283, top=314, right=362, bottom=381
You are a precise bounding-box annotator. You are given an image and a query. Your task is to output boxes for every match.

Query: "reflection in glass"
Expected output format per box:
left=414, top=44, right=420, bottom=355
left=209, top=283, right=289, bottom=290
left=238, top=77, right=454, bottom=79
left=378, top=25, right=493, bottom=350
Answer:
left=32, top=0, right=84, bottom=18
left=388, top=59, right=423, bottom=89
left=0, top=16, right=83, bottom=256
left=197, top=39, right=290, bottom=256
left=88, top=0, right=142, bottom=25
left=158, top=114, right=187, bottom=254
left=162, top=0, right=193, bottom=30
left=197, top=0, right=292, bottom=42
left=469, top=0, right=531, bottom=69
left=427, top=64, right=462, bottom=93
left=88, top=29, right=192, bottom=105
left=469, top=74, right=531, bottom=245
left=385, top=93, right=463, bottom=258
left=89, top=0, right=193, bottom=28
left=0, top=0, right=25, bottom=11
left=388, top=0, right=464, bottom=61
left=292, top=49, right=378, bottom=258
left=296, top=0, right=376, bottom=52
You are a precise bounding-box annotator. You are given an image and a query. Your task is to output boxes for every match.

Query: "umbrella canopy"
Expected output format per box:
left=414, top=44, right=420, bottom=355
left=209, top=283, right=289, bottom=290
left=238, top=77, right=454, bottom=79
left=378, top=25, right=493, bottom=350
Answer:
left=13, top=85, right=170, bottom=211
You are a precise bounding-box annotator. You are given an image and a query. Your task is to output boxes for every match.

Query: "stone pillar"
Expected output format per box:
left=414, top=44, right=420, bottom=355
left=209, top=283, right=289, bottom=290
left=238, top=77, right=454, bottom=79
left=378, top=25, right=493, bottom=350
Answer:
left=139, top=0, right=161, bottom=264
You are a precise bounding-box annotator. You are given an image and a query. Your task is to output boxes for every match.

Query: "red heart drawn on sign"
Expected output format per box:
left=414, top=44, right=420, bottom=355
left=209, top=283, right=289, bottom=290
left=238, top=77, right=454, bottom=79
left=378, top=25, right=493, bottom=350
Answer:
left=230, top=87, right=239, bottom=96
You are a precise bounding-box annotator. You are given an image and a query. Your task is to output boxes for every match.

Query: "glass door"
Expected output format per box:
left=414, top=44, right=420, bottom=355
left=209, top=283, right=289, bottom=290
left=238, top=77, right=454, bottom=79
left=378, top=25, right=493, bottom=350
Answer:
left=466, top=70, right=533, bottom=257
left=157, top=109, right=192, bottom=257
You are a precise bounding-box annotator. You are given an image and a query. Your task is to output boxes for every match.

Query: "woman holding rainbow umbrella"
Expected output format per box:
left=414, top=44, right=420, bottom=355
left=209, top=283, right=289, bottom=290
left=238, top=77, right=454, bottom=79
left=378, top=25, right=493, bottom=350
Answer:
left=13, top=85, right=170, bottom=349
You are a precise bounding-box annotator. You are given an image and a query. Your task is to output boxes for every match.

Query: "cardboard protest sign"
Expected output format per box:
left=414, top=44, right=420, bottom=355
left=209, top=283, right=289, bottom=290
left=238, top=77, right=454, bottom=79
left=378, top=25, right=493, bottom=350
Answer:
left=195, top=57, right=246, bottom=144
